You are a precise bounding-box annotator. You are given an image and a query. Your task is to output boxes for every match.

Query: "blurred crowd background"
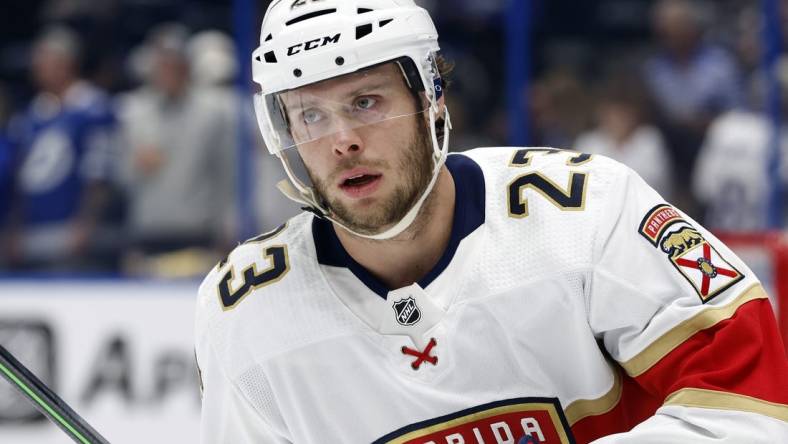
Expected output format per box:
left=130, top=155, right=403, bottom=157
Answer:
left=0, top=0, right=785, bottom=278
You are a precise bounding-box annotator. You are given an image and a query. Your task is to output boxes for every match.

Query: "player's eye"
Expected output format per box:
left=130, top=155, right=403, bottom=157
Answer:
left=355, top=96, right=377, bottom=111
left=301, top=108, right=325, bottom=125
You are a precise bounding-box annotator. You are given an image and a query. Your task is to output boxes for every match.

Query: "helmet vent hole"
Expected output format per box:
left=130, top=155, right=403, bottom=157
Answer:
left=356, top=23, right=373, bottom=40
left=335, top=56, right=345, bottom=66
left=285, top=8, right=337, bottom=26
left=357, top=8, right=373, bottom=14
left=264, top=34, right=273, bottom=42
left=264, top=51, right=277, bottom=63
left=293, top=68, right=302, bottom=77
left=379, top=19, right=393, bottom=27
left=255, top=55, right=262, bottom=62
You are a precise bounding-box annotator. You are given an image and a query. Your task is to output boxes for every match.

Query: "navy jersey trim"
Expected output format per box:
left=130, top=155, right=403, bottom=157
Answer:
left=312, top=218, right=391, bottom=297
left=312, top=153, right=486, bottom=299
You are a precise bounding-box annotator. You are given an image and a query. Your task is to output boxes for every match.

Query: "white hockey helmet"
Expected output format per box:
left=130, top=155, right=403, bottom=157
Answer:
left=252, top=0, right=451, bottom=240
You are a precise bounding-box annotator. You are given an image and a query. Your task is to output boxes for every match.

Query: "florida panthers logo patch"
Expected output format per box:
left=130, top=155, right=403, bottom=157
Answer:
left=393, top=297, right=421, bottom=326
left=638, top=204, right=683, bottom=246
left=639, top=204, right=743, bottom=303
left=373, top=397, right=575, bottom=444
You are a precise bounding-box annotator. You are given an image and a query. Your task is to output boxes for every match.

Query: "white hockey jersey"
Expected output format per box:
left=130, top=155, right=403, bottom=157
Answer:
left=195, top=147, right=788, bottom=443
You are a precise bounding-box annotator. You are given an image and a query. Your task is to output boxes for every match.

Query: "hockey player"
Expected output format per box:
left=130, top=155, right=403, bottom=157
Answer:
left=195, top=1, right=788, bottom=442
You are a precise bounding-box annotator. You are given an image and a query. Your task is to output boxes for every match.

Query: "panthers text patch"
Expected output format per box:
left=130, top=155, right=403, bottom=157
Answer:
left=638, top=204, right=683, bottom=246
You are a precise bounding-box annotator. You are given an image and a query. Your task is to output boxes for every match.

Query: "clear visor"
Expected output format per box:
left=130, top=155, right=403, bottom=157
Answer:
left=254, top=60, right=430, bottom=153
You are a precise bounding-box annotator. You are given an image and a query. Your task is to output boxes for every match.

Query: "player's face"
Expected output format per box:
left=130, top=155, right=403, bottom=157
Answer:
left=280, top=63, right=433, bottom=235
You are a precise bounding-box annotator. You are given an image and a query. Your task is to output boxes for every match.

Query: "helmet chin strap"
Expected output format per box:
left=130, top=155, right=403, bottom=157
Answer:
left=276, top=106, right=452, bottom=241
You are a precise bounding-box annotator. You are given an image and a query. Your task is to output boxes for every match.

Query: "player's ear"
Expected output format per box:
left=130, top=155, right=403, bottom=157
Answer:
left=428, top=94, right=449, bottom=146
left=436, top=94, right=446, bottom=119
left=421, top=94, right=446, bottom=123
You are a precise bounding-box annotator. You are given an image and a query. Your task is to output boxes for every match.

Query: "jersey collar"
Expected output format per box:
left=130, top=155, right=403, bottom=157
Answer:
left=312, top=153, right=486, bottom=299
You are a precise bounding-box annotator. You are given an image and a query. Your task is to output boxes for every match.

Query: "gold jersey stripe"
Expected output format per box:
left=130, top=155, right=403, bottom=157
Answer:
left=564, top=368, right=623, bottom=426
left=622, top=283, right=767, bottom=377
left=664, top=388, right=788, bottom=422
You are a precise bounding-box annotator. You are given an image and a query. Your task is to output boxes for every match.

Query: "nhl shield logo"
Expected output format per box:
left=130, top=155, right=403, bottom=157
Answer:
left=393, top=297, right=421, bottom=326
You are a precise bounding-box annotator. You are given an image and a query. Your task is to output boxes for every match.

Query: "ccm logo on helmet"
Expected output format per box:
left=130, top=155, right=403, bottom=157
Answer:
left=287, top=34, right=341, bottom=56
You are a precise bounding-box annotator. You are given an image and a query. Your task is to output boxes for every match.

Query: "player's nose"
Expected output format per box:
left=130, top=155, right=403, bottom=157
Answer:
left=330, top=121, right=364, bottom=157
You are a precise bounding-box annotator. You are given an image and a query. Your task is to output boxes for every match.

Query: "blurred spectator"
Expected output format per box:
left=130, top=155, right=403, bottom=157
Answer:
left=692, top=57, right=788, bottom=231
left=574, top=74, right=673, bottom=199
left=0, top=136, right=12, bottom=223
left=529, top=69, right=592, bottom=149
left=40, top=0, right=119, bottom=23
left=188, top=29, right=299, bottom=234
left=187, top=30, right=237, bottom=90
left=0, top=84, right=13, bottom=225
left=1, top=27, right=120, bottom=271
left=117, top=24, right=235, bottom=277
left=643, top=0, right=741, bottom=213
left=732, top=4, right=764, bottom=110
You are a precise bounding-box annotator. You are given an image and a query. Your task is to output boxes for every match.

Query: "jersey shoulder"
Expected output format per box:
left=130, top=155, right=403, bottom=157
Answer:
left=459, top=146, right=638, bottom=222
left=460, top=146, right=630, bottom=180
left=196, top=212, right=314, bottom=319
left=455, top=147, right=649, bottom=277
left=195, top=211, right=363, bottom=365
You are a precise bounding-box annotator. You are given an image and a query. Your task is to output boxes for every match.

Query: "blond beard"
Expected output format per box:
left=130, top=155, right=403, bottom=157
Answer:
left=309, top=121, right=434, bottom=236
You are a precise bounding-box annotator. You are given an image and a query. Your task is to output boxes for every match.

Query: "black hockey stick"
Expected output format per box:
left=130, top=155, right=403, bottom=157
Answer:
left=0, top=344, right=110, bottom=444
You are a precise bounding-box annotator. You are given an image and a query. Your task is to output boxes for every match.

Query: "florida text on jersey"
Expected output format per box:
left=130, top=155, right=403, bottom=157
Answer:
left=195, top=147, right=788, bottom=443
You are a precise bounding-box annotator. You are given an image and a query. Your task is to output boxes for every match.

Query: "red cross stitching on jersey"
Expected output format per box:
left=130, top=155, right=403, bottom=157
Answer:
left=674, top=243, right=738, bottom=297
left=401, top=338, right=438, bottom=370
